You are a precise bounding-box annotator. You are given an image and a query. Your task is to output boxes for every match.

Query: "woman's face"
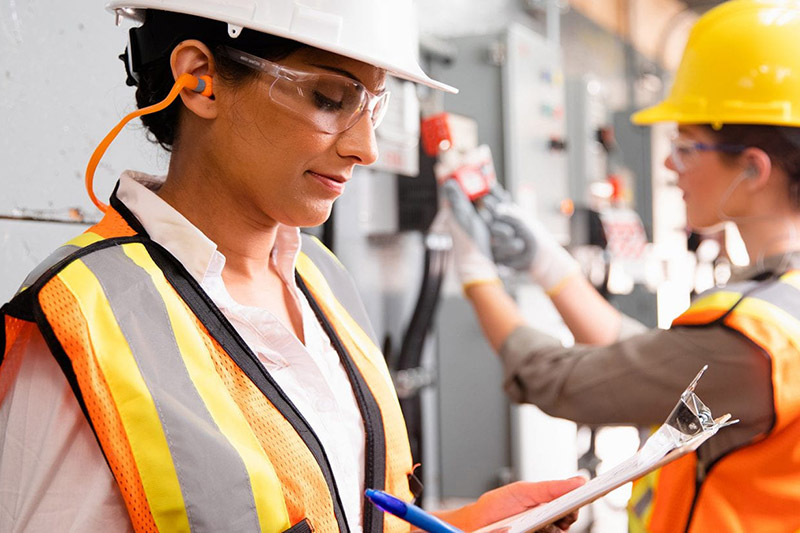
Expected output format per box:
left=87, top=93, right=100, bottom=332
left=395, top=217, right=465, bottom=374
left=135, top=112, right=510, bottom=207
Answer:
left=211, top=47, right=386, bottom=228
left=666, top=124, right=747, bottom=231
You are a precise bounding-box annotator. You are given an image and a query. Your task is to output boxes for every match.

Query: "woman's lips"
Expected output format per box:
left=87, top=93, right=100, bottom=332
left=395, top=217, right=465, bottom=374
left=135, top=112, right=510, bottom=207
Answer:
left=308, top=170, right=347, bottom=194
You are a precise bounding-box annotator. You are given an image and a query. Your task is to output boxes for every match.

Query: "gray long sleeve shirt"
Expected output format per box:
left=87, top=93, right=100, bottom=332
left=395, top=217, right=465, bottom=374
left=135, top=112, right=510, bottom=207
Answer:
left=498, top=254, right=800, bottom=467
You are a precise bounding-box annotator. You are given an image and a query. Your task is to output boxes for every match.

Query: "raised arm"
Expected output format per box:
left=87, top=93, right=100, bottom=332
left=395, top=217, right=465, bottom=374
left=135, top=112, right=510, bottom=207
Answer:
left=441, top=180, right=621, bottom=347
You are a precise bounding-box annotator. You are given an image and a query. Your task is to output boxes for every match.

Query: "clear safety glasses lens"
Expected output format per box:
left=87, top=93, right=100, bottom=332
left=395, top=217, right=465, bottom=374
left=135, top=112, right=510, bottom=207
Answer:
left=670, top=140, right=694, bottom=172
left=269, top=74, right=390, bottom=133
left=669, top=138, right=747, bottom=173
left=222, top=47, right=390, bottom=134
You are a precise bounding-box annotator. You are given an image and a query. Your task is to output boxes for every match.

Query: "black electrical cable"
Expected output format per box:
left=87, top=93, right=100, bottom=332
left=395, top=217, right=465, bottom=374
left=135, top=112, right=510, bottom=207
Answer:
left=396, top=242, right=448, bottom=371
left=394, top=235, right=449, bottom=481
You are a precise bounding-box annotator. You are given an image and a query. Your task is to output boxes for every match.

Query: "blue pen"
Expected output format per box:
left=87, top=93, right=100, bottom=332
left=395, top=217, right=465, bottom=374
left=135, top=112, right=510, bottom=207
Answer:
left=365, top=489, right=465, bottom=533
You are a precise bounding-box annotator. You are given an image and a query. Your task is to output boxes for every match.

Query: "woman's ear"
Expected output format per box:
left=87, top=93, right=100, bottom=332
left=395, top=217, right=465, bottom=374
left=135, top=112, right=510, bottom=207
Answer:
left=741, top=147, right=772, bottom=188
left=170, top=40, right=217, bottom=119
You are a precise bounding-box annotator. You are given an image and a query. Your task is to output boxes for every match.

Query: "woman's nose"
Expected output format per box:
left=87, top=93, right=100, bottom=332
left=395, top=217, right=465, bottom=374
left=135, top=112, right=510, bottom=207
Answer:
left=665, top=153, right=678, bottom=172
left=336, top=113, right=379, bottom=166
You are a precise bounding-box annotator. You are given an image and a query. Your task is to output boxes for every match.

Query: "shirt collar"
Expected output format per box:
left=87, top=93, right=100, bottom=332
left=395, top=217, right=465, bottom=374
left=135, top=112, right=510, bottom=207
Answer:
left=115, top=170, right=302, bottom=284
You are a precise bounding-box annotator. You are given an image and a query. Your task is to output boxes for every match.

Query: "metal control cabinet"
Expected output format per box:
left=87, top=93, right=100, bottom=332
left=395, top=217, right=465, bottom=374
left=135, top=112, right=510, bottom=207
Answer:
left=502, top=24, right=570, bottom=242
left=427, top=24, right=570, bottom=240
left=434, top=295, right=511, bottom=500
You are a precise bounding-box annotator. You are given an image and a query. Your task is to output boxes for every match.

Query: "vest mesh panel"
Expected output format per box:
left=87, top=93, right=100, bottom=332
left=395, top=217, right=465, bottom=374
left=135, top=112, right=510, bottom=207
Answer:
left=2, top=316, right=24, bottom=359
left=193, top=312, right=339, bottom=532
left=91, top=210, right=138, bottom=239
left=0, top=317, right=28, bottom=403
left=39, top=276, right=159, bottom=532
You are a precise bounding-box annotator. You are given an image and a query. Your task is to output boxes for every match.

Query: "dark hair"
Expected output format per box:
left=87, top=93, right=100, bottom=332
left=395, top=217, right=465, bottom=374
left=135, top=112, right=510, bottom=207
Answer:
left=129, top=10, right=306, bottom=150
left=705, top=124, right=800, bottom=205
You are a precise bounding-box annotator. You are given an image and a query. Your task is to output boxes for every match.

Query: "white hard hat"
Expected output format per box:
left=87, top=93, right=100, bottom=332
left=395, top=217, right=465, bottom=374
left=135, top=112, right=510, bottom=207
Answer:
left=107, top=0, right=457, bottom=94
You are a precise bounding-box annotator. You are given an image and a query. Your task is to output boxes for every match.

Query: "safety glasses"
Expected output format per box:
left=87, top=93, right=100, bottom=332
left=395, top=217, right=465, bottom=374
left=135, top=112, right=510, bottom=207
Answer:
left=670, top=137, right=746, bottom=172
left=220, top=46, right=390, bottom=134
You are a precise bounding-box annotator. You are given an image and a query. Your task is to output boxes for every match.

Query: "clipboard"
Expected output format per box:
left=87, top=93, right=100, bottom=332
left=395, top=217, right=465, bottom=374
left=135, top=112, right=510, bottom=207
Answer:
left=473, top=366, right=737, bottom=533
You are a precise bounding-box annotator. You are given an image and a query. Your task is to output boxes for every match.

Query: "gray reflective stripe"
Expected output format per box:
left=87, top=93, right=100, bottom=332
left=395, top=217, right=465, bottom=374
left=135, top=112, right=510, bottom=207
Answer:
left=16, top=244, right=80, bottom=295
left=633, top=487, right=653, bottom=518
left=81, top=246, right=260, bottom=532
left=300, top=234, right=379, bottom=346
left=747, top=280, right=800, bottom=323
left=696, top=279, right=760, bottom=300
left=725, top=279, right=762, bottom=294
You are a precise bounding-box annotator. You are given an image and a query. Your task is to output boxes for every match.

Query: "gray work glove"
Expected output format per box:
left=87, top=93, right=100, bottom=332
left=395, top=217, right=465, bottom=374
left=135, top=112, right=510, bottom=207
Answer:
left=482, top=186, right=537, bottom=270
left=481, top=185, right=581, bottom=295
left=439, top=180, right=501, bottom=287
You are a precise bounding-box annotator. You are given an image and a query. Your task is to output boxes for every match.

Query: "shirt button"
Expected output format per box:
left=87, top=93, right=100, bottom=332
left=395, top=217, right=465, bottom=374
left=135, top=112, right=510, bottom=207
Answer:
left=315, top=399, right=334, bottom=413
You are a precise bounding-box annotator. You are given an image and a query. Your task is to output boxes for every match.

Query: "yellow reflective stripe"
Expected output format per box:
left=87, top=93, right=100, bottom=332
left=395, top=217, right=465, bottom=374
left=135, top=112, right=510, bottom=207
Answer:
left=66, top=231, right=104, bottom=248
left=627, top=511, right=650, bottom=533
left=628, top=468, right=659, bottom=529
left=732, top=296, right=800, bottom=339
left=780, top=270, right=800, bottom=291
left=56, top=258, right=190, bottom=533
left=628, top=424, right=660, bottom=533
left=122, top=244, right=291, bottom=532
left=297, top=252, right=395, bottom=389
left=687, top=290, right=742, bottom=313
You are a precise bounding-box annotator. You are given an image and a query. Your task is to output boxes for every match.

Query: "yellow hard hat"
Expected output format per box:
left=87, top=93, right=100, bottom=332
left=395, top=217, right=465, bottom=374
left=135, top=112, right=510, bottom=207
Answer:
left=632, top=0, right=800, bottom=127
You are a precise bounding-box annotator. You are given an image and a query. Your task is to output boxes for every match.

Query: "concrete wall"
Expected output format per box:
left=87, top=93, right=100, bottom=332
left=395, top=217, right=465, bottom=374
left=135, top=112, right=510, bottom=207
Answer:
left=1, top=2, right=165, bottom=300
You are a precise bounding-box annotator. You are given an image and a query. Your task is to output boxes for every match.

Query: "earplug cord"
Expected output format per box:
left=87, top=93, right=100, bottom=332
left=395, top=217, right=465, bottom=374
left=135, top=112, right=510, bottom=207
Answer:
left=85, top=73, right=212, bottom=212
left=716, top=169, right=800, bottom=276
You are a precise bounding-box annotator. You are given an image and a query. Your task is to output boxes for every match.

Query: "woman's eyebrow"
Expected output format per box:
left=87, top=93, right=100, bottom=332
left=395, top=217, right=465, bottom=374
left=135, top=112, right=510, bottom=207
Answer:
left=311, top=64, right=358, bottom=80
left=310, top=64, right=386, bottom=93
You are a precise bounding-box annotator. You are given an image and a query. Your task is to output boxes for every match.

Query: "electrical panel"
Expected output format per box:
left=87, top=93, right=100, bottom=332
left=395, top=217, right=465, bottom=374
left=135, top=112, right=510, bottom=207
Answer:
left=373, top=78, right=421, bottom=178
left=502, top=24, right=570, bottom=242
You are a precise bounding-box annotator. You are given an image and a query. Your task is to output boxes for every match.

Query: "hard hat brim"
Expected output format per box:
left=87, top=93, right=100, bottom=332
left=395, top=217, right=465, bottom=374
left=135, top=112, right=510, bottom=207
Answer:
left=630, top=102, right=679, bottom=125
left=107, top=2, right=458, bottom=94
left=288, top=31, right=458, bottom=94
left=631, top=101, right=800, bottom=128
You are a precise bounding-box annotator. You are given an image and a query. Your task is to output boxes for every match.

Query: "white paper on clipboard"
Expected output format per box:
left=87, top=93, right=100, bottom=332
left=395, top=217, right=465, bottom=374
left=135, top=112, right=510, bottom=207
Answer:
left=474, top=366, right=737, bottom=533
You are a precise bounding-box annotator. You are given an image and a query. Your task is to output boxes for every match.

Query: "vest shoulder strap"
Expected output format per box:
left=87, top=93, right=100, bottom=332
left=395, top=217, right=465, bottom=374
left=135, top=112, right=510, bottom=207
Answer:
left=6, top=201, right=142, bottom=318
left=674, top=275, right=787, bottom=327
left=300, top=233, right=379, bottom=347
left=5, top=232, right=139, bottom=322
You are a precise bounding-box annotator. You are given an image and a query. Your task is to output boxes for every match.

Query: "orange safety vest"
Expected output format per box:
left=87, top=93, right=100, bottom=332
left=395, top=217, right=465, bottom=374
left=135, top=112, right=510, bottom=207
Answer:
left=629, top=272, right=800, bottom=532
left=1, top=198, right=415, bottom=533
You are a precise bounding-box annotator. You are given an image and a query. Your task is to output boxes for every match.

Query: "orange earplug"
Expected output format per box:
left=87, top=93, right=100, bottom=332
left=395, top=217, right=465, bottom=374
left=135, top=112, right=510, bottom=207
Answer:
left=193, top=74, right=213, bottom=97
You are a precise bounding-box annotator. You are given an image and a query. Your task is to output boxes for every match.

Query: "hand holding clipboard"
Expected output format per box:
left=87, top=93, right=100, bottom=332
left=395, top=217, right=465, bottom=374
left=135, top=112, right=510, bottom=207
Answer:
left=367, top=366, right=734, bottom=533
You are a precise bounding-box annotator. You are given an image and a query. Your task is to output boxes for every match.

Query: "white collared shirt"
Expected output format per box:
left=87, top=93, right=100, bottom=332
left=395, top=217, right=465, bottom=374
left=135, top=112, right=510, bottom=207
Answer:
left=0, top=171, right=367, bottom=532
